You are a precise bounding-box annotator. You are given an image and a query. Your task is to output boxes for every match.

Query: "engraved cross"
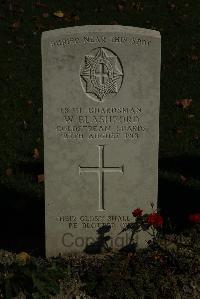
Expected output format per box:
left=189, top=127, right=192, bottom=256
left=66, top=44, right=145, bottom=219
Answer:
left=79, top=145, right=124, bottom=211
left=95, top=63, right=109, bottom=85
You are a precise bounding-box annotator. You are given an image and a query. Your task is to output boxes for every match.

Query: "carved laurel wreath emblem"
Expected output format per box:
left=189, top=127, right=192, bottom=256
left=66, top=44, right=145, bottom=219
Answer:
left=80, top=47, right=124, bottom=102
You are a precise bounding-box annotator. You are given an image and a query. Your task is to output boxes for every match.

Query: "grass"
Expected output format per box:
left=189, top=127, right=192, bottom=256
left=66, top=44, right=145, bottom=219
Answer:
left=0, top=0, right=200, bottom=254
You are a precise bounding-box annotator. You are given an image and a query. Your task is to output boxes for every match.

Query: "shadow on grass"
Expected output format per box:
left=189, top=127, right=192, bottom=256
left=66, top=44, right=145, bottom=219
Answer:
left=158, top=155, right=200, bottom=232
left=159, top=155, right=200, bottom=180
left=17, top=160, right=44, bottom=177
left=158, top=177, right=199, bottom=232
left=0, top=183, right=45, bottom=257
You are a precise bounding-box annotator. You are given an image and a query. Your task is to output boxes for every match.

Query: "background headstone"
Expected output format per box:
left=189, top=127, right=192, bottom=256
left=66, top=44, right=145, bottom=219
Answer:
left=42, top=25, right=161, bottom=256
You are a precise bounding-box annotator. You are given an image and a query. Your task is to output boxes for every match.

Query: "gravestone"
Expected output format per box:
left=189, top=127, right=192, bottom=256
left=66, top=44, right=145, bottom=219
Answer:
left=42, top=25, right=161, bottom=257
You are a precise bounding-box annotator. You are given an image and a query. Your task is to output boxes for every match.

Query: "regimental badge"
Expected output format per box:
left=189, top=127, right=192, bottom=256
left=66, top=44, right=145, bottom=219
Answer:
left=80, top=47, right=124, bottom=102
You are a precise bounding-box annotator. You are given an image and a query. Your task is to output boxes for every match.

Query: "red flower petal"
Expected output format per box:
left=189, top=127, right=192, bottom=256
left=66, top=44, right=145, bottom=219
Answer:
left=147, top=213, right=163, bottom=227
left=188, top=213, right=200, bottom=223
left=132, top=208, right=143, bottom=217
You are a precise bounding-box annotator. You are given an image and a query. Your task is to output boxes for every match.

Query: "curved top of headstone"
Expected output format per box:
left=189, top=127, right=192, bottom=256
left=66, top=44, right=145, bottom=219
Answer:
left=42, top=25, right=161, bottom=40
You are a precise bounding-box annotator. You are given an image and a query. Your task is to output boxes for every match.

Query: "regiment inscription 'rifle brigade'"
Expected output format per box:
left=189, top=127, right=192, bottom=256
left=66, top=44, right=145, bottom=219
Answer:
left=80, top=47, right=124, bottom=102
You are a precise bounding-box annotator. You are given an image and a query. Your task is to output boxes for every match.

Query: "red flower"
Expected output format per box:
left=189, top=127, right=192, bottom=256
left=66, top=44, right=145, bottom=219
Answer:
left=147, top=213, right=163, bottom=227
left=132, top=208, right=143, bottom=217
left=188, top=213, right=200, bottom=223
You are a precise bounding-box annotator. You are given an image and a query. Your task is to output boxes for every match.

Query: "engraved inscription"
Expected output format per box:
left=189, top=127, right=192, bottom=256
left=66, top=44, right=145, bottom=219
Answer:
left=57, top=215, right=132, bottom=230
left=57, top=106, right=146, bottom=141
left=79, top=145, right=124, bottom=211
left=80, top=47, right=123, bottom=102
left=50, top=36, right=151, bottom=47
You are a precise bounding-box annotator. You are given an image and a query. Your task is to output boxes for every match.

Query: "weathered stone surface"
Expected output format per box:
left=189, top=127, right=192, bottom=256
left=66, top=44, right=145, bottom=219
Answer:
left=42, top=25, right=161, bottom=256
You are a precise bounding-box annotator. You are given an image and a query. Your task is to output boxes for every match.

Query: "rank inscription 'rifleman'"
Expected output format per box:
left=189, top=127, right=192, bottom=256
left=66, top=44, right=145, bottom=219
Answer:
left=80, top=47, right=124, bottom=102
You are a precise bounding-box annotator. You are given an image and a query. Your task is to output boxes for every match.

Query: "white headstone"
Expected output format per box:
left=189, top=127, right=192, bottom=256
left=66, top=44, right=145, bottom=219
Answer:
left=42, top=25, right=161, bottom=256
